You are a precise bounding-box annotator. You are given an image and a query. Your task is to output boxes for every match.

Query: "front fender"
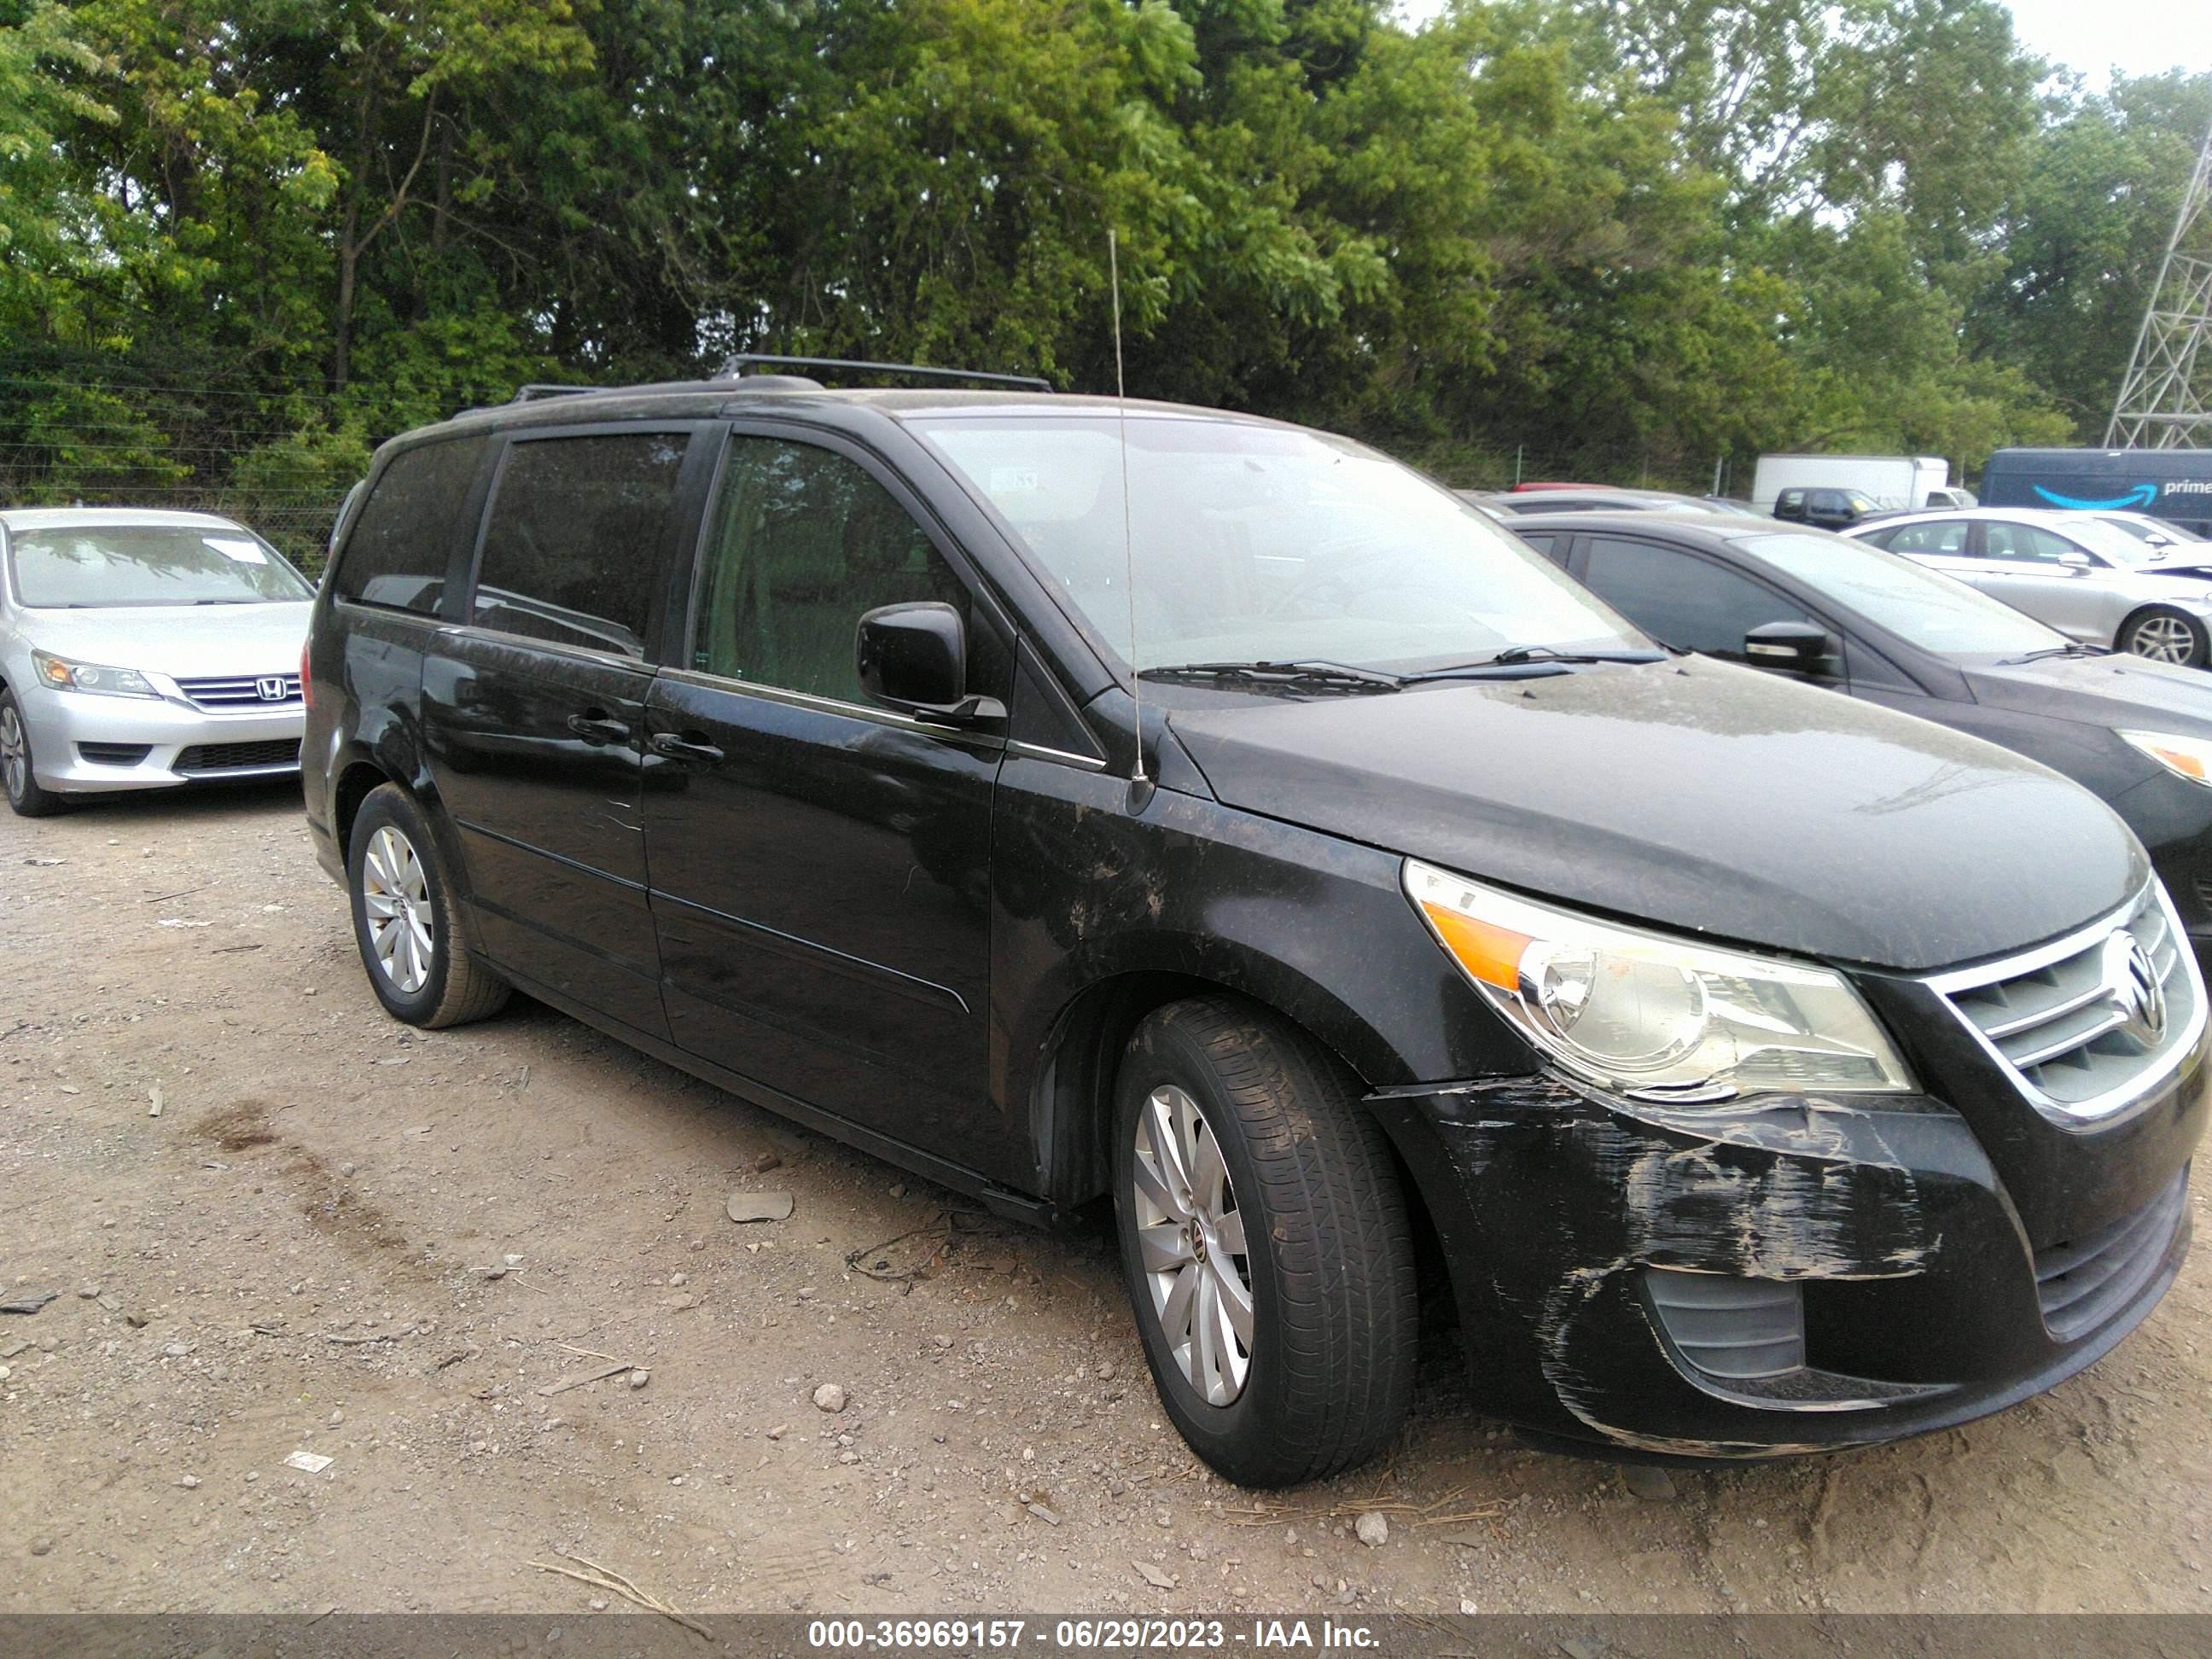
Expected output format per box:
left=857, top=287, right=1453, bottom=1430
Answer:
left=989, top=758, right=1534, bottom=1144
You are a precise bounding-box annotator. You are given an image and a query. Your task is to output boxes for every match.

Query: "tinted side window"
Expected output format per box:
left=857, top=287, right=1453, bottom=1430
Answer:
left=1886, top=521, right=1971, bottom=554
left=695, top=437, right=975, bottom=703
left=1515, top=530, right=1563, bottom=562
left=1982, top=521, right=2078, bottom=563
left=471, top=433, right=689, bottom=658
left=334, top=436, right=486, bottom=613
left=1581, top=537, right=1814, bottom=660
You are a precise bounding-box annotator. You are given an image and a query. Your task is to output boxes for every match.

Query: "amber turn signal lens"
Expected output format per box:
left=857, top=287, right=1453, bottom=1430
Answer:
left=1417, top=900, right=1532, bottom=991
left=2145, top=742, right=2206, bottom=781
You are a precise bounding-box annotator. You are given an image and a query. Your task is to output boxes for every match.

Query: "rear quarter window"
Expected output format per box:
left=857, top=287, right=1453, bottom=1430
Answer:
left=333, top=436, right=489, bottom=614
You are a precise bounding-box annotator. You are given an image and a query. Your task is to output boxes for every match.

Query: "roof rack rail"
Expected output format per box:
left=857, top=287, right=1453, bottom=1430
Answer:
left=719, top=353, right=1052, bottom=393
left=509, top=384, right=603, bottom=404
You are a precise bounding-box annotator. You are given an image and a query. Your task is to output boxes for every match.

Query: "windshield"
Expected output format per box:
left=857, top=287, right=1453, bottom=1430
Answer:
left=913, top=416, right=1647, bottom=673
left=2061, top=517, right=2175, bottom=567
left=1741, top=532, right=2064, bottom=655
left=1843, top=491, right=1882, bottom=512
left=7, top=524, right=313, bottom=608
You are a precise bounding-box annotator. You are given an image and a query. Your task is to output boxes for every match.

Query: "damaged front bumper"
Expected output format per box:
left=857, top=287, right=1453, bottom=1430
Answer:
left=1368, top=1061, right=2205, bottom=1460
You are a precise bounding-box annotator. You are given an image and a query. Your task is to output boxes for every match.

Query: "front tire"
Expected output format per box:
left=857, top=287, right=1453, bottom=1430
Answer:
left=2119, top=606, right=2209, bottom=667
left=1113, top=997, right=1417, bottom=1487
left=346, top=783, right=509, bottom=1027
left=0, top=690, right=65, bottom=818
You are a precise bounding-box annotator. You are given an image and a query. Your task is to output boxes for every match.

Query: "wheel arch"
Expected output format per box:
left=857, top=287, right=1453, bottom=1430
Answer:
left=2117, top=602, right=2209, bottom=663
left=1028, top=965, right=1446, bottom=1290
left=332, top=758, right=392, bottom=862
left=328, top=732, right=474, bottom=906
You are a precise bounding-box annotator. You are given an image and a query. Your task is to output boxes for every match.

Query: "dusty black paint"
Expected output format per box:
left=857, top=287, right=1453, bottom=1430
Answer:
left=305, top=381, right=2207, bottom=1460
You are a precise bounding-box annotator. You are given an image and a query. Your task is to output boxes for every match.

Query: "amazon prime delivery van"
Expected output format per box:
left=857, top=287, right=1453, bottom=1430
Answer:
left=1982, top=447, right=2212, bottom=536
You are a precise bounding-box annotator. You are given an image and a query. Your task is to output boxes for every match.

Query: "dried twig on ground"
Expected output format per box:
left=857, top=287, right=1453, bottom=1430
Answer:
left=527, top=1552, right=709, bottom=1638
left=844, top=1208, right=1002, bottom=1291
left=536, top=1360, right=633, bottom=1395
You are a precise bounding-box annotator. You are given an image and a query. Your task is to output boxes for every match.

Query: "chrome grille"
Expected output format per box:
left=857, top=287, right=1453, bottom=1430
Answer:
left=174, top=673, right=301, bottom=710
left=1926, top=883, right=2204, bottom=1122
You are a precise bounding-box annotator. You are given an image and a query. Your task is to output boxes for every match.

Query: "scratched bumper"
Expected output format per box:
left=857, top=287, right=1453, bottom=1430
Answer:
left=1370, top=1063, right=2203, bottom=1460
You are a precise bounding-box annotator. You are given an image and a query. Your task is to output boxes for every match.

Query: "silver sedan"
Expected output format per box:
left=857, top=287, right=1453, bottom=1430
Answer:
left=1844, top=507, right=2212, bottom=667
left=1, top=509, right=314, bottom=816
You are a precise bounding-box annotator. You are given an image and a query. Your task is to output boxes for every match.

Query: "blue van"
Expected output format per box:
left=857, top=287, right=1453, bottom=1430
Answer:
left=1982, top=448, right=2212, bottom=535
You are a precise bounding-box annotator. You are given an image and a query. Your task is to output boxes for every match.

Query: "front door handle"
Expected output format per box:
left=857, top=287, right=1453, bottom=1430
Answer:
left=649, top=730, right=725, bottom=764
left=568, top=712, right=632, bottom=745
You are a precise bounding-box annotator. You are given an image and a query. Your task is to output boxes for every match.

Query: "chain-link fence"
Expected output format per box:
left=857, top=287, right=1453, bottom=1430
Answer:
left=1, top=373, right=361, bottom=578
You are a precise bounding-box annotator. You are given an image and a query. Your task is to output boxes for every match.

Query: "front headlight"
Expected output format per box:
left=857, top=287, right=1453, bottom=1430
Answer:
left=1404, top=859, right=1915, bottom=1104
left=32, top=649, right=160, bottom=699
left=2118, top=729, right=2212, bottom=788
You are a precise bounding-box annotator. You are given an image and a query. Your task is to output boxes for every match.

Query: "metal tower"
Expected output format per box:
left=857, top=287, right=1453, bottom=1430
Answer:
left=2109, top=123, right=2212, bottom=448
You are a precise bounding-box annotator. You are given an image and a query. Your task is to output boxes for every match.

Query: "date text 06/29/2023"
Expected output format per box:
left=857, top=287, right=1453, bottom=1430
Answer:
left=804, top=1618, right=1382, bottom=1650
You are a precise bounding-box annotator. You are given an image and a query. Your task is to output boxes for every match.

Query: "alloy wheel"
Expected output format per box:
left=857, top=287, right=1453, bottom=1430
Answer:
left=2127, top=613, right=2197, bottom=664
left=1130, top=1083, right=1255, bottom=1406
left=362, top=824, right=434, bottom=995
left=0, top=703, right=25, bottom=802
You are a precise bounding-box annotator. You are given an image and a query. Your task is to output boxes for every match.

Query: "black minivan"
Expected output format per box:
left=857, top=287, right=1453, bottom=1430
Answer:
left=304, top=367, right=2206, bottom=1483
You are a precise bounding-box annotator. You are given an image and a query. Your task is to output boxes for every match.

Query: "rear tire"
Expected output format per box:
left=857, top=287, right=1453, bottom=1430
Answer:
left=1112, top=996, right=1418, bottom=1487
left=2118, top=606, right=2208, bottom=667
left=0, top=690, right=65, bottom=818
left=346, top=783, right=509, bottom=1027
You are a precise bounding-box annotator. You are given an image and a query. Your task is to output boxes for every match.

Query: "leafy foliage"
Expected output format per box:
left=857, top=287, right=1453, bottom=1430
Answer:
left=1, top=0, right=2206, bottom=535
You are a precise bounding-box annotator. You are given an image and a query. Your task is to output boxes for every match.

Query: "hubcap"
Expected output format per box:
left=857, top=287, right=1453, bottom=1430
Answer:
left=2128, top=614, right=2195, bottom=664
left=361, top=825, right=434, bottom=995
left=1131, top=1084, right=1255, bottom=1406
left=0, top=704, right=25, bottom=800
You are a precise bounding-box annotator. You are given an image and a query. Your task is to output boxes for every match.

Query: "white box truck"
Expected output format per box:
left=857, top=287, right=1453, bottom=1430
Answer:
left=1750, top=455, right=1957, bottom=513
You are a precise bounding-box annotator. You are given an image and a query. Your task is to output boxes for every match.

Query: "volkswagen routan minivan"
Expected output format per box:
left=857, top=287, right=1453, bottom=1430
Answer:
left=303, top=365, right=2205, bottom=1484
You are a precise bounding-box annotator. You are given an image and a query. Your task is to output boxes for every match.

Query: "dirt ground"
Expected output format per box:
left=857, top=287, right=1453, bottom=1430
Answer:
left=3, top=783, right=2211, bottom=1621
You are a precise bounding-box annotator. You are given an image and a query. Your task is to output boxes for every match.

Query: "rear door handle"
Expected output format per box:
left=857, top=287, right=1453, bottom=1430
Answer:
left=568, top=712, right=632, bottom=745
left=649, top=730, right=725, bottom=764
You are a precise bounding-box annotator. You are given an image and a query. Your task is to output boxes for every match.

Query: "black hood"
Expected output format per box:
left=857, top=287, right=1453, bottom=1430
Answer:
left=1965, top=650, right=2212, bottom=736
left=1166, top=658, right=2145, bottom=973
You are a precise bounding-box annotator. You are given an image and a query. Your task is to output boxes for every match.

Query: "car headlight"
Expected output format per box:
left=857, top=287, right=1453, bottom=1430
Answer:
left=2119, top=729, right=2212, bottom=788
left=1403, top=859, right=1915, bottom=1104
left=32, top=649, right=160, bottom=699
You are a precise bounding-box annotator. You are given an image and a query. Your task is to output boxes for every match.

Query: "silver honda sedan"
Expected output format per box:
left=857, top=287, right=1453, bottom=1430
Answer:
left=1845, top=506, right=2212, bottom=667
left=0, top=509, right=314, bottom=816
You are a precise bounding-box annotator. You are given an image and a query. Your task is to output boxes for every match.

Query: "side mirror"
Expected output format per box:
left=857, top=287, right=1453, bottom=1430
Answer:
left=2058, top=551, right=2093, bottom=571
left=1743, top=620, right=1835, bottom=674
left=855, top=602, right=1002, bottom=725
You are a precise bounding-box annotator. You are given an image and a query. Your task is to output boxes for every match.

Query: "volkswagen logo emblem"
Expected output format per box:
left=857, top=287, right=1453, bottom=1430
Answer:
left=257, top=676, right=288, bottom=702
left=2101, top=930, right=2168, bottom=1048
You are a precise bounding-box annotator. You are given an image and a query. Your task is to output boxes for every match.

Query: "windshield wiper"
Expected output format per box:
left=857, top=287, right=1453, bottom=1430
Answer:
left=1998, top=643, right=2110, bottom=664
left=1402, top=644, right=1668, bottom=680
left=1138, top=659, right=1406, bottom=693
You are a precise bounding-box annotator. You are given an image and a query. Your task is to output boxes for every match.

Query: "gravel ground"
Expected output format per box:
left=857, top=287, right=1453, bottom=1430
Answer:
left=3, top=783, right=2210, bottom=1617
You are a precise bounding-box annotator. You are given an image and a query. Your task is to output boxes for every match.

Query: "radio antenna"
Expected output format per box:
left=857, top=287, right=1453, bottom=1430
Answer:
left=1110, top=229, right=1149, bottom=797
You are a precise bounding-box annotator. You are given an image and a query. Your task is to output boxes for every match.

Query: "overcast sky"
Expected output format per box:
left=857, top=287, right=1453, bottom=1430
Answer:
left=1392, top=1, right=2212, bottom=88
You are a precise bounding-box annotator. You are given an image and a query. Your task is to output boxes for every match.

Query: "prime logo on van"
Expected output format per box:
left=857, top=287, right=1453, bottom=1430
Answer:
left=2032, top=482, right=2159, bottom=510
